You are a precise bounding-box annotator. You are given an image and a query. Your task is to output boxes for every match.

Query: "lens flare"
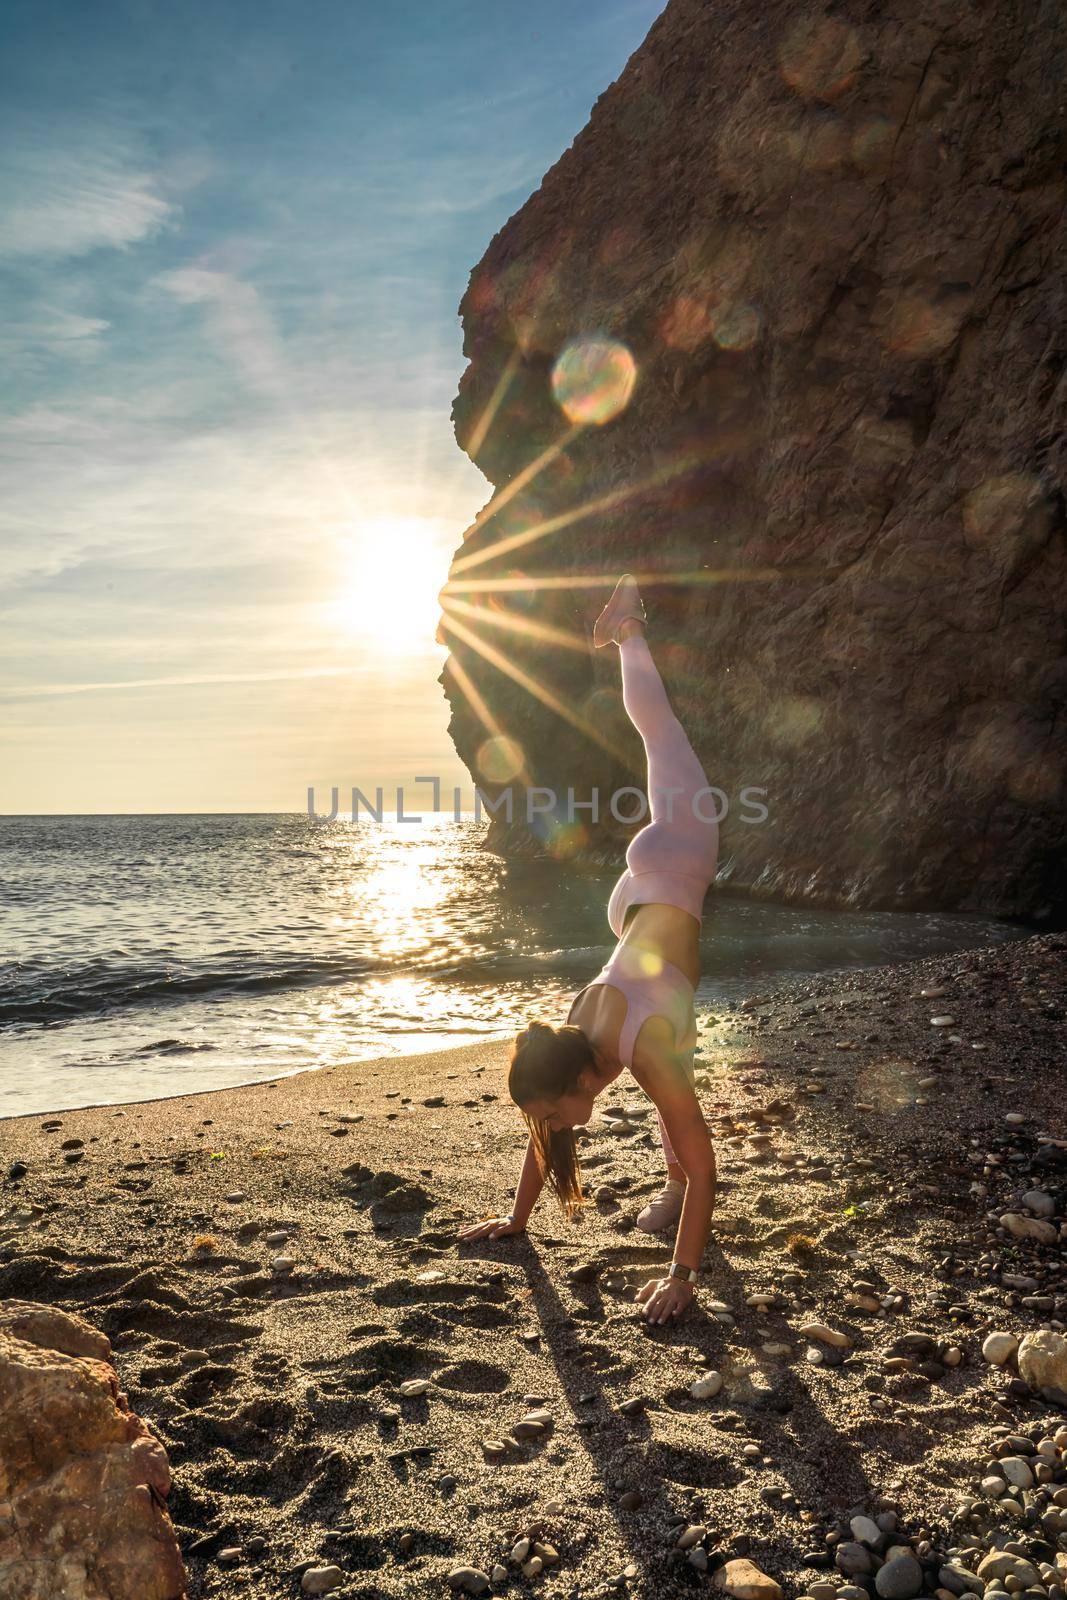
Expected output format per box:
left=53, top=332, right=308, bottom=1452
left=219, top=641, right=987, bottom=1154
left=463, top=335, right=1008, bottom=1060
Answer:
left=851, top=116, right=895, bottom=172
left=884, top=294, right=969, bottom=358
left=546, top=821, right=588, bottom=860
left=662, top=295, right=717, bottom=352
left=476, top=734, right=526, bottom=784
left=714, top=303, right=762, bottom=352
left=551, top=337, right=637, bottom=425
left=962, top=473, right=1042, bottom=545
left=778, top=17, right=863, bottom=103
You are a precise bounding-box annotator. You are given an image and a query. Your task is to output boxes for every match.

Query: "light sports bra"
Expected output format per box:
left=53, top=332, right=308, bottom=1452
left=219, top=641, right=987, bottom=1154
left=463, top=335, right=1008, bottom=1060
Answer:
left=567, top=940, right=697, bottom=1069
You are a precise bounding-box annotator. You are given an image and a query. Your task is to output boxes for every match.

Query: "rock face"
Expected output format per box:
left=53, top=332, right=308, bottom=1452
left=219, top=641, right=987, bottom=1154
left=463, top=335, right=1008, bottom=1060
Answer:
left=0, top=1299, right=186, bottom=1600
left=443, top=0, right=1066, bottom=916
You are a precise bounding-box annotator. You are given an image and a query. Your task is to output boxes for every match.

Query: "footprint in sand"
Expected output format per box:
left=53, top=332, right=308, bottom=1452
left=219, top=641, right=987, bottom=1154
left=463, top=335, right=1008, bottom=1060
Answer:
left=432, top=1359, right=511, bottom=1394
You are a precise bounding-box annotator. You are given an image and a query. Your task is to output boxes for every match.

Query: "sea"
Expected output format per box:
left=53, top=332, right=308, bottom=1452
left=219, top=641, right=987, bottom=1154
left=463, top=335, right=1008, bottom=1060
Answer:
left=0, top=813, right=1030, bottom=1118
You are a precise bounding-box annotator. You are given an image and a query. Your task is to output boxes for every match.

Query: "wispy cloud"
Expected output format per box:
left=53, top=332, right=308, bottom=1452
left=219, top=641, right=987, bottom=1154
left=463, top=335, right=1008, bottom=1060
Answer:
left=0, top=666, right=369, bottom=700
left=0, top=306, right=111, bottom=363
left=0, top=112, right=177, bottom=260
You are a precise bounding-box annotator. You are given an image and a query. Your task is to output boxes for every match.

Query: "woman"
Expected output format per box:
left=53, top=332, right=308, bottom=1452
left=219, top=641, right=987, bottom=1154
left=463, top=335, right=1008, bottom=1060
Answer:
left=459, top=576, right=718, bottom=1324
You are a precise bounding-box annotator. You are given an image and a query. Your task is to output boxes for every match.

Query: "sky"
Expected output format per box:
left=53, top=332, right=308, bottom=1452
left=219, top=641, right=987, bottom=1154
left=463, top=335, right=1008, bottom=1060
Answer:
left=0, top=0, right=664, bottom=813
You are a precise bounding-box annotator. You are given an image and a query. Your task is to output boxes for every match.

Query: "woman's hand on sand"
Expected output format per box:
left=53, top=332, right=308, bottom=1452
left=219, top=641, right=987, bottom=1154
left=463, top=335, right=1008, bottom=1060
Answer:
left=636, top=1275, right=694, bottom=1324
left=458, top=1215, right=526, bottom=1242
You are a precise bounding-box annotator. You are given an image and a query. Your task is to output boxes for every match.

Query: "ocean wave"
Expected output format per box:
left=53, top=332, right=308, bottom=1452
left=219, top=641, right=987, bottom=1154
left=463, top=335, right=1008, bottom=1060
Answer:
left=0, top=944, right=596, bottom=1028
left=0, top=956, right=377, bottom=1026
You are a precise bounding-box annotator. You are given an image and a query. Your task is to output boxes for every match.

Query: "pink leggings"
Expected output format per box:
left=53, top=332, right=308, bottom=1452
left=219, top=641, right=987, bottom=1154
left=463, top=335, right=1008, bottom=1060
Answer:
left=609, top=634, right=718, bottom=1165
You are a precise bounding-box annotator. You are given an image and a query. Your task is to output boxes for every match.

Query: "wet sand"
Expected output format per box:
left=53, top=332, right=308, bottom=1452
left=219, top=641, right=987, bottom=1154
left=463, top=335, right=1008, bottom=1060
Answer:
left=1, top=931, right=1065, bottom=1599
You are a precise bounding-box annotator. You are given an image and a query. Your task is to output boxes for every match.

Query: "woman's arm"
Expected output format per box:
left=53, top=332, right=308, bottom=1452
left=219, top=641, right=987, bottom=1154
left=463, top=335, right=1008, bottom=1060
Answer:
left=511, top=1132, right=547, bottom=1224
left=630, top=1019, right=717, bottom=1321
left=458, top=1132, right=544, bottom=1241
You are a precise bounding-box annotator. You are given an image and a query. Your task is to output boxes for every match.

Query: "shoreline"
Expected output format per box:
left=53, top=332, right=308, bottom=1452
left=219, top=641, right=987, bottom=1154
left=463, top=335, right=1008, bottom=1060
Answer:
left=2, top=931, right=1065, bottom=1599
left=0, top=1031, right=517, bottom=1125
left=0, top=907, right=1034, bottom=1125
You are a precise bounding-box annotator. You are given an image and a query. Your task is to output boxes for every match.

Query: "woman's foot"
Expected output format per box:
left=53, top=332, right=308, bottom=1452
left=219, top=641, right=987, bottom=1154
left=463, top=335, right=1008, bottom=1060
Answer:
left=593, top=574, right=646, bottom=648
left=636, top=1176, right=685, bottom=1232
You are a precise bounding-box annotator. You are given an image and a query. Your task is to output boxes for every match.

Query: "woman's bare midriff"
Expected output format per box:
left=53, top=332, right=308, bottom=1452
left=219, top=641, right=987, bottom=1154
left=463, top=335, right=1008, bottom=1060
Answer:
left=569, top=899, right=701, bottom=1077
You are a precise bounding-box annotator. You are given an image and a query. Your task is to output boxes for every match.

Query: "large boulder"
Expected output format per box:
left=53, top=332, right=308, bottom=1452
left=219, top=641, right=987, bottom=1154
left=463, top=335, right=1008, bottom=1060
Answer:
left=0, top=1299, right=186, bottom=1600
left=442, top=0, right=1067, bottom=917
left=1018, top=1328, right=1067, bottom=1403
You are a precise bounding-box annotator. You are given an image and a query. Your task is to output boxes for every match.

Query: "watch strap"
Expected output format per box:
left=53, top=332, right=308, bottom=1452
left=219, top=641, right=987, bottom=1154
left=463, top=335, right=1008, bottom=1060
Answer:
left=669, top=1261, right=698, bottom=1284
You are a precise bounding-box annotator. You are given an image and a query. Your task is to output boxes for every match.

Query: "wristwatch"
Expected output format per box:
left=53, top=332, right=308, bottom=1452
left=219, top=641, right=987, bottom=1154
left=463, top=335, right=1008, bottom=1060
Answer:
left=669, top=1261, right=698, bottom=1284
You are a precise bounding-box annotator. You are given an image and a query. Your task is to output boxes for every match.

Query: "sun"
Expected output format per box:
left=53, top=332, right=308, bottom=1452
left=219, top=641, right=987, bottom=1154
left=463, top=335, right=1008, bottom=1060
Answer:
left=335, top=516, right=447, bottom=652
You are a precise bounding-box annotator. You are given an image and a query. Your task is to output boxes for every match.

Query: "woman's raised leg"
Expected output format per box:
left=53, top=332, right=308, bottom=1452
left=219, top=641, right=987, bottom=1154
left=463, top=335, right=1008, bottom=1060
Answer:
left=618, top=629, right=710, bottom=827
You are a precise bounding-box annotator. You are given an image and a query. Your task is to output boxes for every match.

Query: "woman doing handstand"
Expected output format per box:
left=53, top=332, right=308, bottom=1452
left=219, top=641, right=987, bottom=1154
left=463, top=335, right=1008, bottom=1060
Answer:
left=459, top=576, right=719, bottom=1323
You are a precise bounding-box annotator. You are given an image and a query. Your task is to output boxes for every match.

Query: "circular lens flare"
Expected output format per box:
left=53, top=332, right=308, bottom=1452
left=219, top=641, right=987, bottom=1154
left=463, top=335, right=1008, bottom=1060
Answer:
left=714, top=303, right=761, bottom=351
left=476, top=735, right=525, bottom=784
left=551, top=337, right=637, bottom=426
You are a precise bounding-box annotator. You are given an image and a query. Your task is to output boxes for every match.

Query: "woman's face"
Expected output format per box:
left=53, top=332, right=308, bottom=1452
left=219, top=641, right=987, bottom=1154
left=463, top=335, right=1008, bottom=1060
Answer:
left=520, top=1073, right=599, bottom=1132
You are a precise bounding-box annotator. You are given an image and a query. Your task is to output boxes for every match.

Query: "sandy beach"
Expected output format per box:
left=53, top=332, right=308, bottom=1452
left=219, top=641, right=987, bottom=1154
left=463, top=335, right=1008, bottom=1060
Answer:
left=2, top=931, right=1065, bottom=1599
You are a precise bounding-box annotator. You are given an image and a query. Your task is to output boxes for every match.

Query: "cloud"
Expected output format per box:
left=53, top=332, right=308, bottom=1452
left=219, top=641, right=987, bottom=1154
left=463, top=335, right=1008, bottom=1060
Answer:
left=0, top=666, right=368, bottom=701
left=152, top=264, right=291, bottom=399
left=0, top=113, right=176, bottom=260
left=0, top=306, right=111, bottom=363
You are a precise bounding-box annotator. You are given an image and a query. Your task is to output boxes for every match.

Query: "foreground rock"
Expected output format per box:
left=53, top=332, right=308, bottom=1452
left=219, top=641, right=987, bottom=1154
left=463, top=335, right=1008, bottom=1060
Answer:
left=0, top=1299, right=186, bottom=1600
left=1018, top=1329, right=1067, bottom=1403
left=444, top=0, right=1067, bottom=918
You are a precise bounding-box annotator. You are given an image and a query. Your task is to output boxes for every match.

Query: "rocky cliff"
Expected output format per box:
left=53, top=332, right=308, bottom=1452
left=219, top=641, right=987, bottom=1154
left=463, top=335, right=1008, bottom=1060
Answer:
left=441, top=0, right=1066, bottom=918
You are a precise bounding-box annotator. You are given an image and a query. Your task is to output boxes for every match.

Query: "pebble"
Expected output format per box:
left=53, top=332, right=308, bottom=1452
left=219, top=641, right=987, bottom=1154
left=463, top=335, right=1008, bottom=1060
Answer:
left=1000, top=1212, right=1057, bottom=1244
left=930, top=1015, right=957, bottom=1027
left=875, top=1553, right=923, bottom=1599
left=850, top=1515, right=884, bottom=1546
left=836, top=1542, right=873, bottom=1575
left=301, top=1567, right=345, bottom=1595
left=270, top=1256, right=296, bottom=1276
left=998, top=1456, right=1034, bottom=1488
left=399, top=1379, right=429, bottom=1397
left=265, top=1230, right=289, bottom=1246
left=690, top=1371, right=723, bottom=1399
left=799, top=1322, right=852, bottom=1349
left=976, top=1554, right=1042, bottom=1587
left=677, top=1524, right=707, bottom=1549
left=713, top=1558, right=784, bottom=1600
left=448, top=1569, right=491, bottom=1596
left=938, top=1566, right=984, bottom=1595
left=983, top=1332, right=1019, bottom=1366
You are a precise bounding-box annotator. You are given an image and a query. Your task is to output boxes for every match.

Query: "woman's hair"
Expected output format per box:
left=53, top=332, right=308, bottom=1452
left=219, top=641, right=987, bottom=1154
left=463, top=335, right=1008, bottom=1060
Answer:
left=508, top=1020, right=594, bottom=1218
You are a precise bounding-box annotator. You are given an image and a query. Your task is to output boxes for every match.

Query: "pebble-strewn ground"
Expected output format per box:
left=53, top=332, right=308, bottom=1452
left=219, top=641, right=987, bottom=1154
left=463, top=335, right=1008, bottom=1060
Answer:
left=1, top=932, right=1065, bottom=1600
